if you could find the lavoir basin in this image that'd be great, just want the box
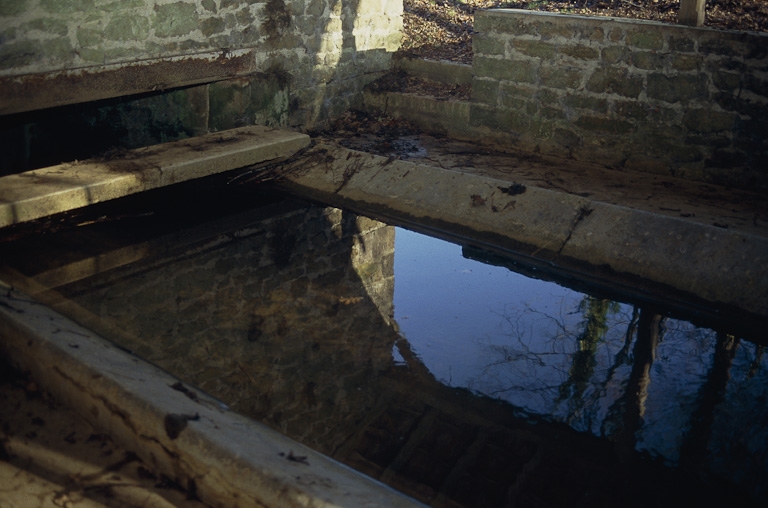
[1,179,765,508]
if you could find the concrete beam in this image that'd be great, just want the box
[0,51,256,116]
[0,126,310,228]
[0,282,426,508]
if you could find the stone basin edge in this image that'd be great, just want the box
[0,282,427,508]
[277,143,768,321]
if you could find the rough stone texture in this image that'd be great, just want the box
[472,10,768,190]
[0,0,403,152]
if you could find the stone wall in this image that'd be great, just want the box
[472,9,768,190]
[0,0,402,173]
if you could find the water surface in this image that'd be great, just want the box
[1,187,764,507]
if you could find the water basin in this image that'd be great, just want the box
[0,182,764,507]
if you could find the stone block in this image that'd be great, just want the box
[512,39,556,59]
[201,17,226,36]
[631,51,667,70]
[471,78,499,105]
[0,39,41,70]
[744,74,768,98]
[154,2,199,38]
[537,20,574,40]
[612,100,647,120]
[586,67,643,98]
[600,45,630,64]
[626,29,663,50]
[562,95,608,114]
[78,48,106,64]
[0,0,29,16]
[711,69,742,92]
[553,127,581,148]
[671,53,703,72]
[586,26,604,42]
[646,73,709,104]
[539,64,581,90]
[235,7,255,25]
[699,34,766,59]
[559,44,599,61]
[574,114,633,134]
[537,88,561,105]
[202,0,217,13]
[40,0,94,14]
[23,18,69,37]
[475,56,537,84]
[40,38,73,63]
[76,26,102,47]
[105,15,150,41]
[668,36,695,53]
[499,92,530,112]
[683,109,737,133]
[473,33,505,57]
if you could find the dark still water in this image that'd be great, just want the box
[1,186,765,507]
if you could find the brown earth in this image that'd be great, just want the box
[401,0,768,63]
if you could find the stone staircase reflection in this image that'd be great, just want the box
[330,342,748,508]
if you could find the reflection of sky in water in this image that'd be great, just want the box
[393,227,768,474]
[393,227,583,390]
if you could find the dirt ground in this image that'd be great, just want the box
[322,111,768,237]
[401,0,768,63]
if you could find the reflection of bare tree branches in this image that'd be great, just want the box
[747,345,765,380]
[599,305,639,400]
[679,333,740,470]
[602,309,663,461]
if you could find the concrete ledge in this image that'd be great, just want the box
[278,142,768,319]
[0,51,258,116]
[561,202,768,318]
[0,282,425,508]
[0,126,310,228]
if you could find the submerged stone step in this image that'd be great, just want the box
[0,126,310,229]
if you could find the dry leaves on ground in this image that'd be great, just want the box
[401,0,768,63]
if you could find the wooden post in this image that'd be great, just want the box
[679,0,706,27]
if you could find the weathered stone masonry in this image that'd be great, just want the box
[472,10,768,190]
[0,0,402,172]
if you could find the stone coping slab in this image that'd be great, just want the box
[0,126,310,228]
[277,142,768,321]
[0,281,426,508]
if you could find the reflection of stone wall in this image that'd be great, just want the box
[61,203,398,453]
